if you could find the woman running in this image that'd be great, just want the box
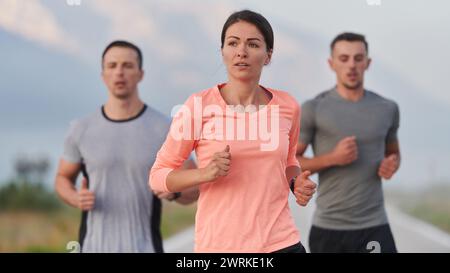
[150,9,316,253]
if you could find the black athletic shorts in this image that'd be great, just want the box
[309,224,397,253]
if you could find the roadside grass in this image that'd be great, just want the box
[386,184,450,233]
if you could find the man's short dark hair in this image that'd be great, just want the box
[102,40,143,70]
[330,32,368,54]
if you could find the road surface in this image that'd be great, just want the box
[164,195,450,253]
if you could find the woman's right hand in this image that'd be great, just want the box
[200,145,231,183]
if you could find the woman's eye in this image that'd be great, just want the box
[228,41,237,46]
[249,43,259,48]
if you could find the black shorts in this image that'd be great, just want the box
[309,224,397,253]
[272,241,307,253]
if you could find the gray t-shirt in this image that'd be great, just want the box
[300,88,399,230]
[62,105,170,252]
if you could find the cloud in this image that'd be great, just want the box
[87,0,188,62]
[0,0,80,55]
[156,0,234,44]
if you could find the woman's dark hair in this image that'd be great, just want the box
[221,10,274,52]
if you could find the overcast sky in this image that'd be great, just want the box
[2,0,449,103]
[1,0,449,188]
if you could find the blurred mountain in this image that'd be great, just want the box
[1,1,449,188]
[0,30,103,131]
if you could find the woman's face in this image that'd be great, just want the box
[221,20,272,83]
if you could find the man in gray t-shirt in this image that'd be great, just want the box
[296,33,400,253]
[55,41,198,253]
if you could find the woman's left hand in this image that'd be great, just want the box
[294,171,317,206]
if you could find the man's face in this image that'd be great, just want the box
[329,41,371,90]
[102,47,143,99]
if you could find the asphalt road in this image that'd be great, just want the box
[164,195,450,253]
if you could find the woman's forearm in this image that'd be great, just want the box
[286,165,301,184]
[166,168,208,192]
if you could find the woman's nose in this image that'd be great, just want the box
[236,45,248,58]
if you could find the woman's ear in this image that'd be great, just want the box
[264,49,273,65]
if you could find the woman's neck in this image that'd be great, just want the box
[221,80,268,107]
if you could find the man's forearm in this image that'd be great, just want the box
[296,153,336,174]
[55,175,79,208]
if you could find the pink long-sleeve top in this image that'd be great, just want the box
[150,84,301,252]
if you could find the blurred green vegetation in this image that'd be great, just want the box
[0,155,196,252]
[0,179,196,252]
[0,181,61,212]
[0,207,81,252]
[161,201,197,239]
[386,184,450,233]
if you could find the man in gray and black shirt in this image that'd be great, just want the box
[55,40,198,253]
[296,33,400,253]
